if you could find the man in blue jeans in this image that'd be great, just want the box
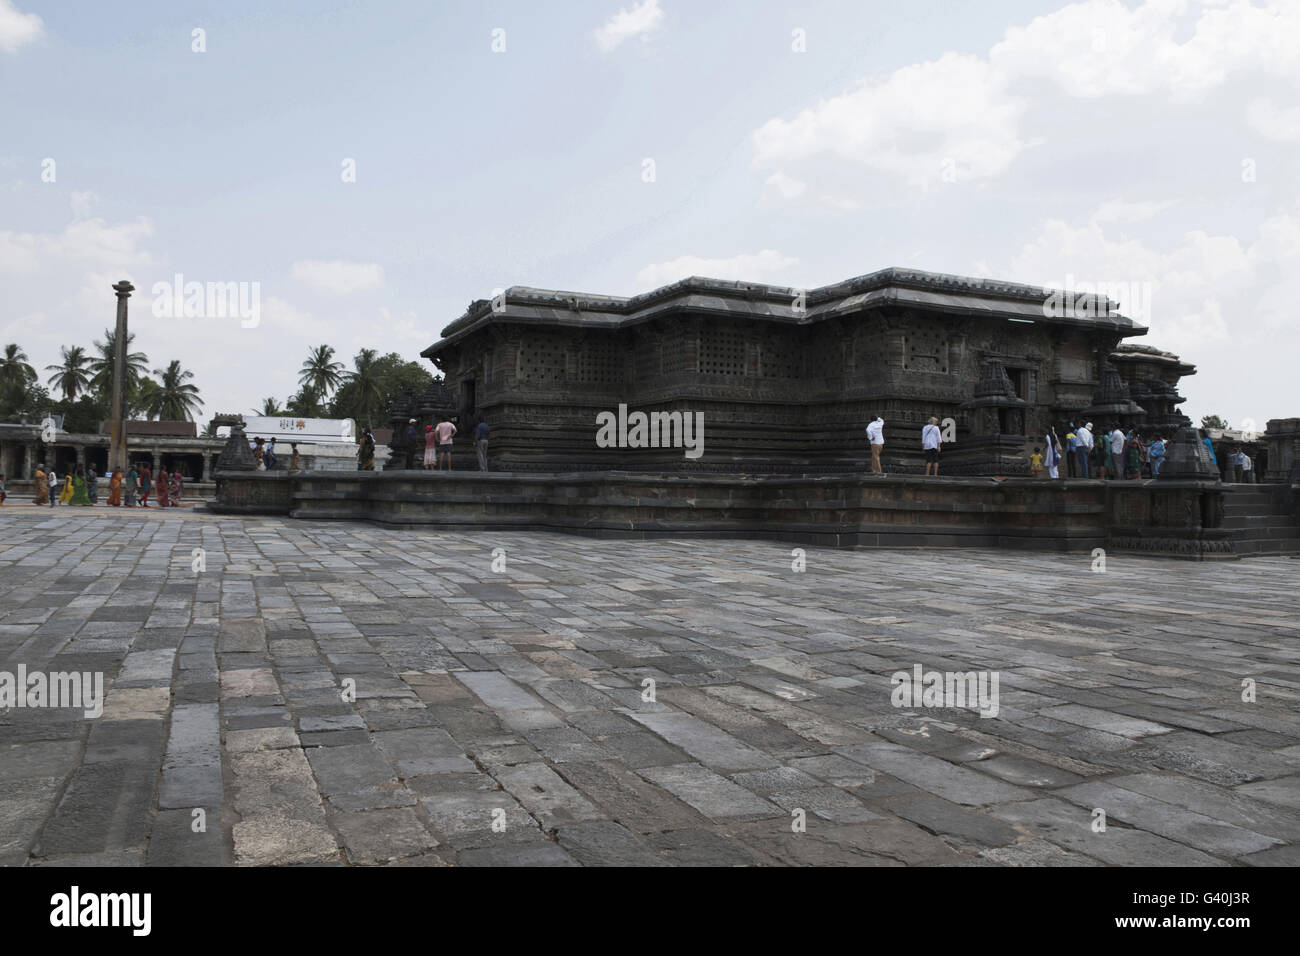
[1074,422,1093,478]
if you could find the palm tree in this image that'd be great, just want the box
[149,360,203,421]
[1,343,36,390]
[88,328,149,397]
[299,344,345,398]
[344,348,384,422]
[45,346,92,401]
[251,397,282,416]
[285,384,324,417]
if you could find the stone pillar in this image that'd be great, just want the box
[202,454,213,481]
[109,280,133,473]
[26,442,37,476]
[75,444,86,468]
[152,449,161,473]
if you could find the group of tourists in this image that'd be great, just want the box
[863,415,1185,480]
[250,436,300,472]
[27,462,184,507]
[1054,423,1166,480]
[366,417,491,471]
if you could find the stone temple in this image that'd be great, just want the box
[422,268,1193,476]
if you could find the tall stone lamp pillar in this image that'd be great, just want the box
[108,280,134,473]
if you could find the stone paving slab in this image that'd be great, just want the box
[1,509,1298,865]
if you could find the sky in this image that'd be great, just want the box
[2,0,1298,429]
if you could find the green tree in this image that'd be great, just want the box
[88,328,150,399]
[329,352,434,426]
[149,360,204,421]
[251,397,282,416]
[286,384,324,417]
[45,345,92,401]
[0,343,38,419]
[299,344,345,399]
[1200,414,1229,430]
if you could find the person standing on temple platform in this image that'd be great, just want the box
[33,465,48,505]
[125,465,138,507]
[87,466,98,504]
[1148,435,1166,476]
[1075,423,1093,478]
[423,424,437,470]
[435,417,458,471]
[865,415,885,474]
[474,419,490,472]
[108,468,122,506]
[358,429,376,470]
[1030,447,1044,477]
[1124,431,1143,479]
[920,417,942,476]
[289,443,301,472]
[1108,425,1126,480]
[70,466,90,506]
[156,468,170,507]
[265,437,277,470]
[1064,424,1077,478]
[252,438,266,470]
[1200,430,1218,471]
[1046,429,1062,479]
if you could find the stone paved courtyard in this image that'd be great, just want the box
[1,506,1298,866]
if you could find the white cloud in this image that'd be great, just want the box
[0,0,43,53]
[593,0,663,53]
[70,190,97,220]
[761,171,807,203]
[291,259,384,295]
[1246,96,1300,142]
[635,249,799,291]
[0,217,154,273]
[753,53,1026,191]
[751,1,1300,197]
[1089,198,1179,225]
[1009,204,1299,353]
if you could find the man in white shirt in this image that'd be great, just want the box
[1109,426,1125,481]
[1075,422,1094,478]
[921,416,942,476]
[865,415,885,474]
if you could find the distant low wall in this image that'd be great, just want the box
[211,470,1247,559]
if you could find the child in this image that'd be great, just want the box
[1030,447,1044,477]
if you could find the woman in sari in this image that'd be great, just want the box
[169,471,182,506]
[156,469,170,507]
[139,465,152,506]
[70,466,91,506]
[58,471,75,504]
[33,466,48,505]
[125,466,138,507]
[107,468,122,506]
